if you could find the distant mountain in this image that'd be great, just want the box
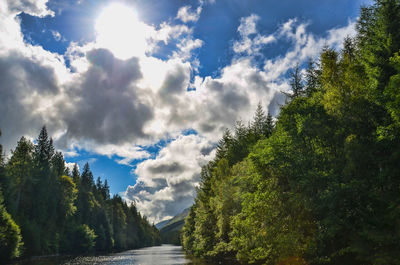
[158,208,190,245]
[155,219,170,230]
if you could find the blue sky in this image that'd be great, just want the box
[19,0,370,76]
[0,0,372,221]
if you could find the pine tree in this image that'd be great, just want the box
[305,58,319,96]
[215,129,233,161]
[284,63,305,100]
[80,163,94,191]
[72,164,80,185]
[102,180,110,200]
[51,151,65,178]
[252,103,267,137]
[265,112,274,137]
[6,137,34,215]
[357,0,400,93]
[96,177,103,192]
[34,126,52,170]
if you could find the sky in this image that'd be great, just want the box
[0,0,372,222]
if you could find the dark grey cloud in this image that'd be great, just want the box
[60,49,153,145]
[6,0,53,16]
[148,162,184,174]
[159,63,189,98]
[200,145,215,156]
[0,52,60,153]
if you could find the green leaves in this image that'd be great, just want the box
[0,127,161,259]
[184,1,400,264]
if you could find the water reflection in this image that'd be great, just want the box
[12,245,213,265]
[65,245,192,265]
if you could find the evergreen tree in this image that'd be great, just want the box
[80,163,94,191]
[72,163,80,185]
[5,137,34,216]
[305,58,319,96]
[357,0,400,93]
[284,63,305,100]
[34,126,53,170]
[214,129,233,162]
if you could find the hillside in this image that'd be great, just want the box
[159,208,189,245]
[182,1,400,264]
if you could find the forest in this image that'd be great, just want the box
[0,127,161,262]
[183,1,400,264]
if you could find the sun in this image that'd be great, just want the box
[95,3,148,59]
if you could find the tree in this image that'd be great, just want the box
[357,0,400,93]
[305,58,320,96]
[184,2,400,264]
[34,126,53,171]
[80,163,94,191]
[215,129,233,162]
[72,163,80,185]
[0,189,23,261]
[5,137,34,215]
[51,151,65,178]
[182,206,196,253]
[284,63,305,100]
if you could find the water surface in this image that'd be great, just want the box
[13,245,212,265]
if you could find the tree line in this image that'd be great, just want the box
[0,127,161,262]
[183,0,400,264]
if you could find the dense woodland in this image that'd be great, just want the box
[0,127,161,262]
[183,1,400,264]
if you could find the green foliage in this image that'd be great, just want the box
[284,63,305,100]
[73,224,97,254]
[0,189,23,261]
[58,175,77,218]
[184,1,400,264]
[0,126,161,260]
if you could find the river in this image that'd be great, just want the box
[12,245,214,265]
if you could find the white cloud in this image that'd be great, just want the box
[64,149,79,158]
[238,14,259,37]
[5,0,54,17]
[173,38,203,60]
[65,161,78,172]
[92,143,151,166]
[233,14,276,55]
[264,19,357,82]
[51,30,62,41]
[124,134,215,222]
[176,5,202,23]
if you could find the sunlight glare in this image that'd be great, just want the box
[95,3,148,59]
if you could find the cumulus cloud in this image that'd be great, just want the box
[124,134,215,222]
[0,50,68,153]
[60,49,153,145]
[5,0,54,17]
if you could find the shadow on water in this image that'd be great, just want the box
[10,245,222,265]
